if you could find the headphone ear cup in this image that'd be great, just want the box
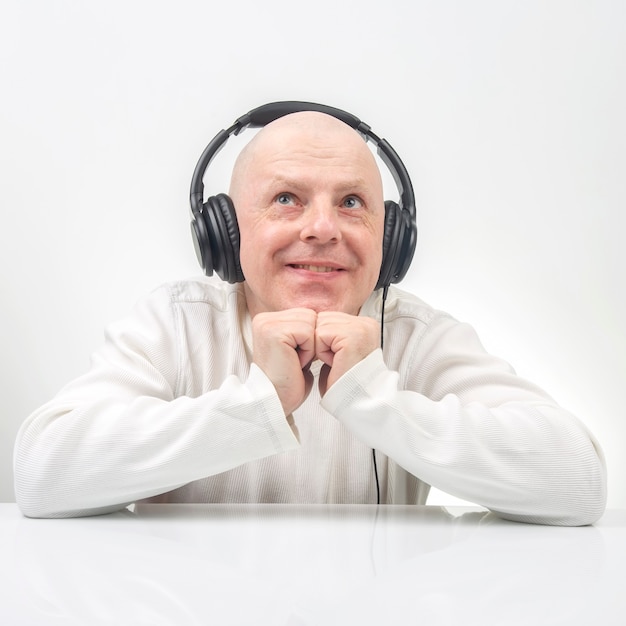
[393,206,417,286]
[377,200,418,289]
[191,202,213,275]
[377,201,403,290]
[191,193,244,283]
[204,193,244,284]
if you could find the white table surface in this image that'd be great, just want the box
[0,503,624,625]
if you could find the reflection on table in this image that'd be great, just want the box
[1,504,624,625]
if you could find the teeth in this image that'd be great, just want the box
[293,264,335,273]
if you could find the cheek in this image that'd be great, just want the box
[239,239,263,279]
[359,222,385,271]
[237,220,259,279]
[238,221,283,276]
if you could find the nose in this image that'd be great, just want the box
[299,203,342,244]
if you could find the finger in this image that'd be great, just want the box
[294,327,316,369]
[314,334,334,367]
[315,312,350,364]
[315,313,380,390]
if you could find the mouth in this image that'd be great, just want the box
[289,264,342,273]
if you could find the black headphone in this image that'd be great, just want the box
[189,101,417,290]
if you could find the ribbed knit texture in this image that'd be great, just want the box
[14,277,606,524]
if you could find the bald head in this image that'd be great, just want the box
[229,111,383,202]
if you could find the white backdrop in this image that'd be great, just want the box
[1,0,624,508]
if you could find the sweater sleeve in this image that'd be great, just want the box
[321,318,607,526]
[13,288,299,518]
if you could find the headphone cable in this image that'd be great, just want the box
[372,285,389,505]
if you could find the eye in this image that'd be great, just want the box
[275,192,296,206]
[342,195,364,210]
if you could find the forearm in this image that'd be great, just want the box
[14,365,298,518]
[322,351,607,525]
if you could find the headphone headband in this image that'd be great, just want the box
[191,101,416,223]
[189,101,417,288]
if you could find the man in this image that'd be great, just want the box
[14,107,606,524]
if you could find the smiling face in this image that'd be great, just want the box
[229,112,385,317]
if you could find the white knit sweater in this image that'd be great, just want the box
[14,277,606,524]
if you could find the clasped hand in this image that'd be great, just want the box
[252,308,380,415]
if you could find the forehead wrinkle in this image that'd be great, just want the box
[264,170,373,192]
[258,145,383,195]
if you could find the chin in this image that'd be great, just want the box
[245,281,365,315]
[284,301,336,313]
[291,298,359,314]
[283,286,370,315]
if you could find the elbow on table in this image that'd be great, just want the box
[559,480,608,527]
[14,464,79,519]
[14,446,127,519]
[496,464,608,527]
[15,480,129,519]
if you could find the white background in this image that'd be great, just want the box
[1,0,624,508]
